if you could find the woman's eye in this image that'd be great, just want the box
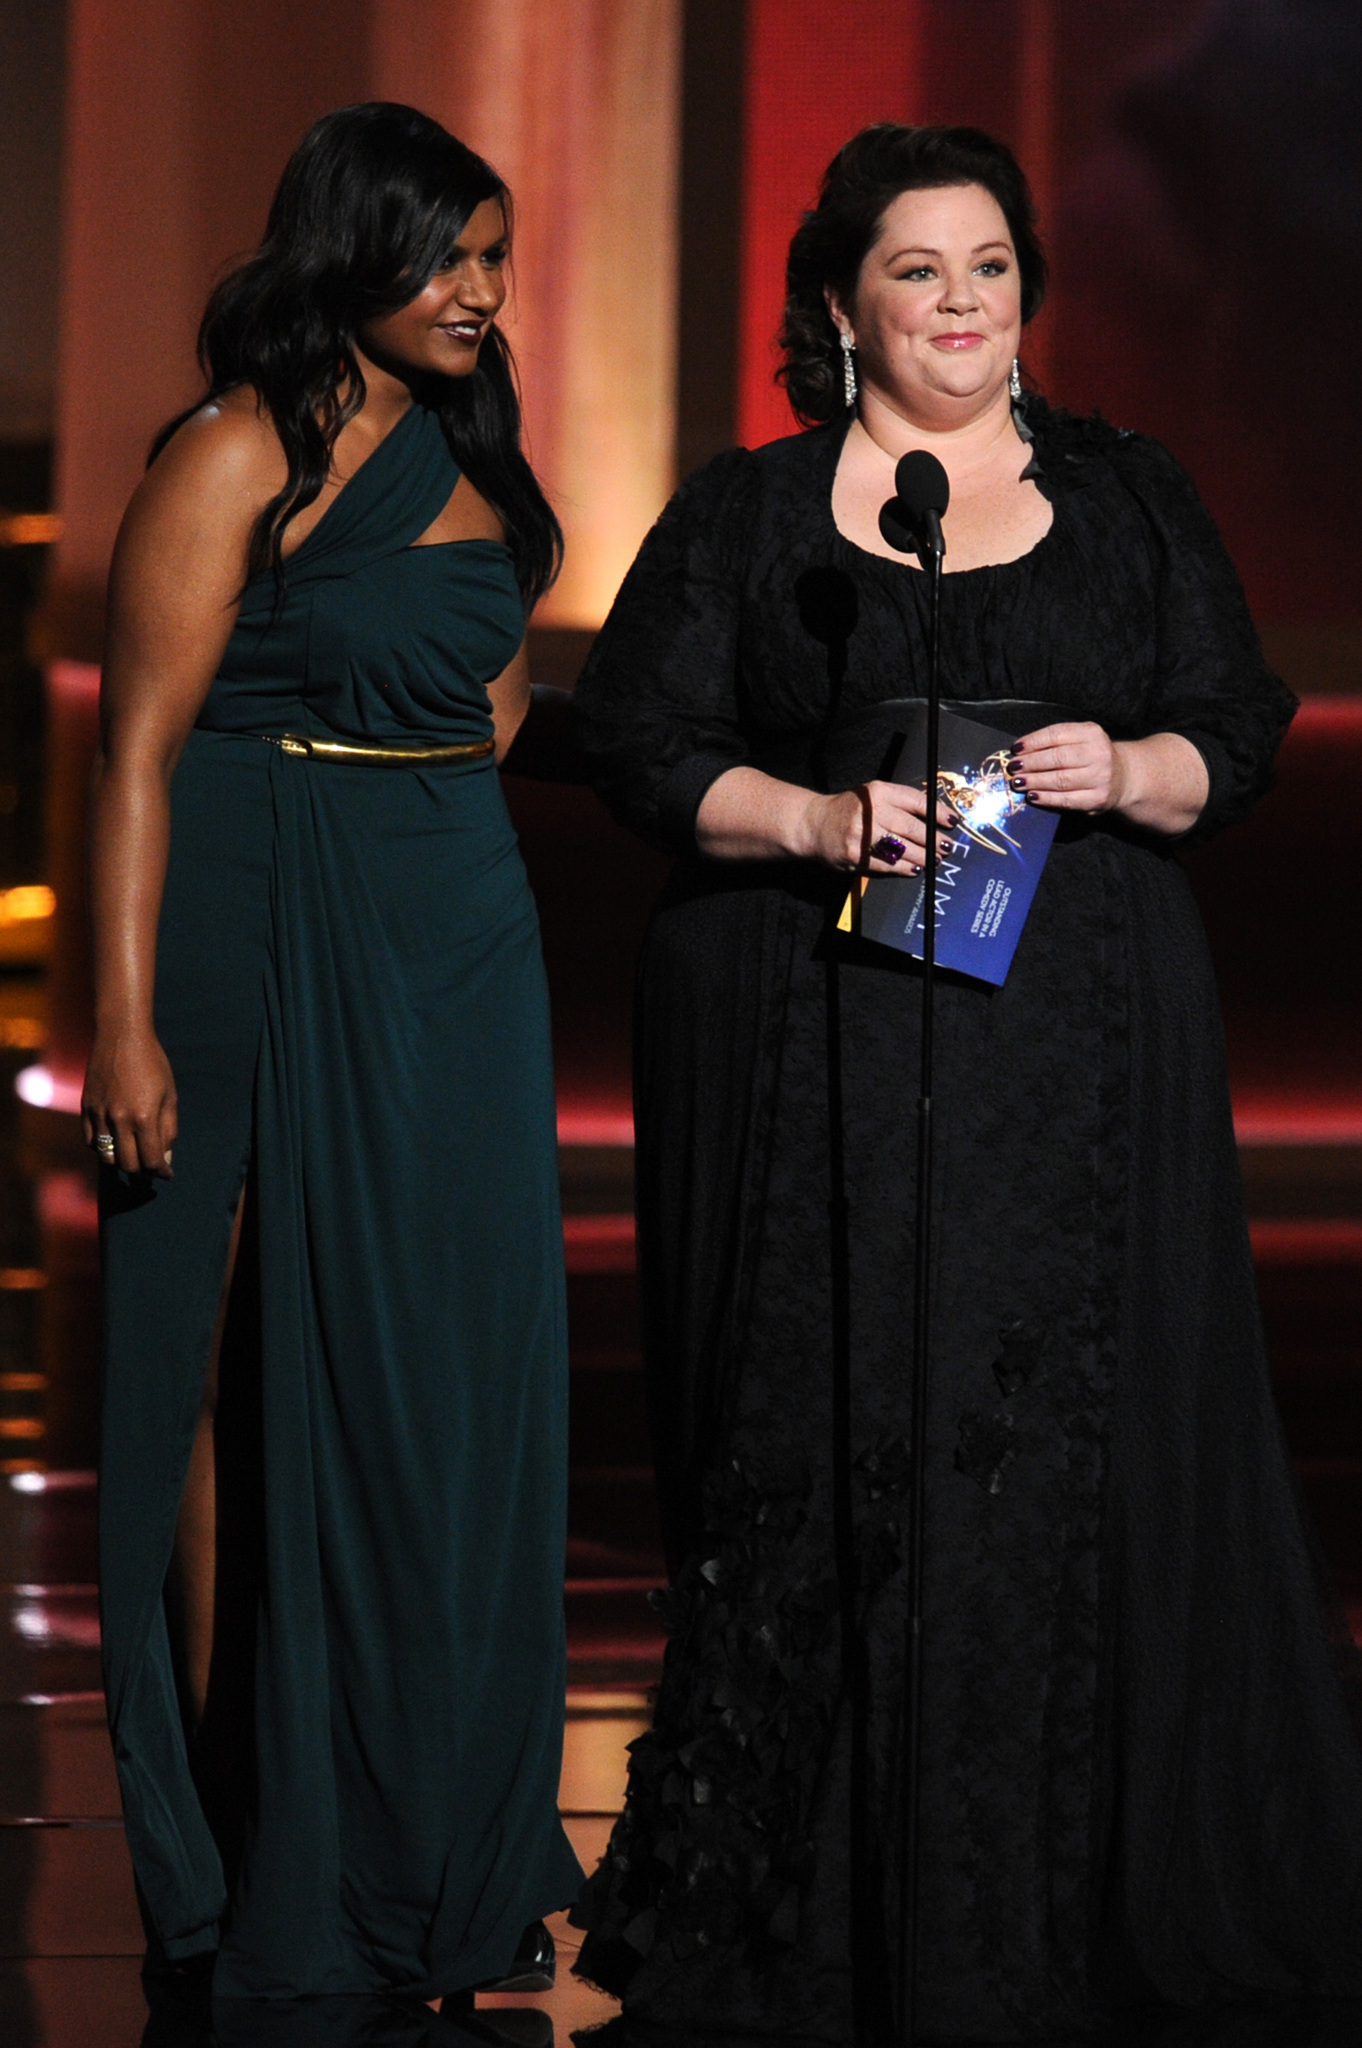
[900,266,936,283]
[976,260,1008,276]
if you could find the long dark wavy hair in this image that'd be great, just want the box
[152,102,561,606]
[779,124,1048,428]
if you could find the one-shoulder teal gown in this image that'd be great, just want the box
[97,403,582,2000]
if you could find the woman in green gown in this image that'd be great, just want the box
[82,104,581,2008]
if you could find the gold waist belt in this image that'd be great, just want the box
[267,733,495,766]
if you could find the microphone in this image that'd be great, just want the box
[877,449,950,565]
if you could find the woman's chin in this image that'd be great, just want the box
[872,371,1005,423]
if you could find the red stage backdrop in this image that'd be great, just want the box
[738,0,924,451]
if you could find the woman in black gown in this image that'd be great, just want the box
[84,106,579,2014]
[572,125,1362,2040]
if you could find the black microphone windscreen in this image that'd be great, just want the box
[877,499,919,555]
[894,449,950,520]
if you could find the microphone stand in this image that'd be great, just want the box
[898,512,944,2046]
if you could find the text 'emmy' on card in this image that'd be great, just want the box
[838,705,1059,986]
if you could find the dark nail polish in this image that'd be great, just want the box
[1011,775,1026,788]
[1025,792,1039,805]
[909,862,922,874]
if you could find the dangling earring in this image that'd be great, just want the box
[1009,357,1022,401]
[841,331,858,409]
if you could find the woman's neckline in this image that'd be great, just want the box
[404,536,513,557]
[282,401,428,564]
[825,407,1059,579]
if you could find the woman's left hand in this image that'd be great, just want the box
[1008,722,1127,814]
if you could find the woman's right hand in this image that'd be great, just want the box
[82,1027,178,1176]
[801,779,956,872]
[695,766,957,868]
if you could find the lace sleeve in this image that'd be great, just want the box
[572,447,762,853]
[1109,433,1297,842]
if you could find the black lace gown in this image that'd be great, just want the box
[568,403,1362,2042]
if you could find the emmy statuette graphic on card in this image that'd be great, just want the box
[839,705,1059,985]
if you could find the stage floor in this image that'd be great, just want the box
[0,1469,631,2045]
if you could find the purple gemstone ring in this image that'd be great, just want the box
[870,832,908,865]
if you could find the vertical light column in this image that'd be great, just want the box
[1016,0,1057,389]
[46,0,369,657]
[371,0,683,627]
[737,0,925,450]
[45,0,204,663]
[38,0,208,1141]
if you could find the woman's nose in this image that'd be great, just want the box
[456,271,502,313]
[939,274,980,313]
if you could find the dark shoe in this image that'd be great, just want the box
[481,1919,556,1995]
[435,1920,557,2022]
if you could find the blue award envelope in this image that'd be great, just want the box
[840,706,1058,986]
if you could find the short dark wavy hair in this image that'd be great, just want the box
[779,123,1048,427]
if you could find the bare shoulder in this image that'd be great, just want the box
[108,393,287,622]
[118,389,283,562]
[145,387,283,506]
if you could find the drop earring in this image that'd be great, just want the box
[841,331,858,409]
[1009,356,1022,401]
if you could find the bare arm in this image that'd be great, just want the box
[486,642,531,763]
[83,401,279,1174]
[696,766,955,869]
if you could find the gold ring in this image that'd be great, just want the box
[95,1134,116,1159]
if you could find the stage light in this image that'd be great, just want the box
[557,1107,634,1146]
[8,1471,95,1494]
[0,885,55,925]
[0,1020,45,1049]
[14,1065,83,1113]
[0,513,62,548]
